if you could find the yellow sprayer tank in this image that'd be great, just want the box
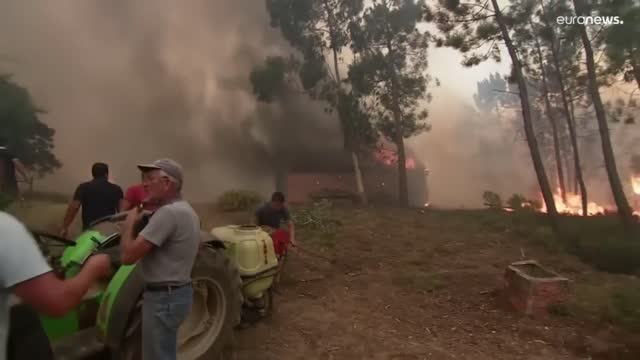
[210,225,278,299]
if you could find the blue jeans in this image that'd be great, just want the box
[142,284,193,360]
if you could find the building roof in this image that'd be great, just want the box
[288,141,425,173]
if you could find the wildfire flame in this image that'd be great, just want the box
[374,148,416,169]
[632,176,640,217]
[505,176,640,217]
[540,189,606,216]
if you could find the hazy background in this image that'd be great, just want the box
[0,0,636,208]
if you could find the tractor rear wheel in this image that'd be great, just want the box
[119,247,243,359]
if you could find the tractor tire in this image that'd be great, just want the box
[119,247,243,360]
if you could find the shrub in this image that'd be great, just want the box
[507,193,528,210]
[482,191,503,209]
[291,199,341,235]
[216,190,263,212]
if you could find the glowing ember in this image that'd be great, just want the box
[540,189,606,216]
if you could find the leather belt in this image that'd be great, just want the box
[144,282,191,292]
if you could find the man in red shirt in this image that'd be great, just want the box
[121,172,158,211]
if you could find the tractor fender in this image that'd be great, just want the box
[200,229,226,249]
[204,239,226,249]
[96,264,144,356]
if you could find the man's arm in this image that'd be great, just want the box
[61,201,81,237]
[120,207,174,265]
[13,255,112,317]
[287,221,296,246]
[1,213,111,317]
[283,208,297,246]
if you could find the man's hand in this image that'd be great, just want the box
[125,206,144,227]
[84,254,113,280]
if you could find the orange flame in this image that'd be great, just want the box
[632,176,640,217]
[374,148,416,169]
[632,176,640,195]
[540,189,606,216]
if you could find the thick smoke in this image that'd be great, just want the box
[409,89,537,208]
[2,2,635,208]
[0,0,345,200]
[409,86,640,209]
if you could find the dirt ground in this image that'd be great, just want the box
[11,201,639,360]
[212,206,637,360]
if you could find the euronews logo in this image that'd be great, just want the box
[556,16,624,25]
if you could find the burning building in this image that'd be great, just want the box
[279,140,428,208]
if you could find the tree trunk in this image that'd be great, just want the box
[532,31,567,201]
[351,151,367,204]
[384,39,410,207]
[331,44,368,205]
[539,0,588,215]
[567,91,580,194]
[491,0,560,231]
[388,74,409,206]
[563,145,574,194]
[574,0,636,233]
[395,134,409,207]
[630,51,640,91]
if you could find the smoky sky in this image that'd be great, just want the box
[2,1,637,208]
[0,0,345,200]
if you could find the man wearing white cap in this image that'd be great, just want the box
[119,158,200,360]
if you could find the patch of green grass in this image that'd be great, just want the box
[292,200,342,236]
[570,277,640,333]
[607,286,640,332]
[556,216,640,274]
[461,209,640,274]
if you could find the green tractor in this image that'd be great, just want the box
[11,212,280,359]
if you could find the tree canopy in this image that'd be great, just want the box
[0,75,61,176]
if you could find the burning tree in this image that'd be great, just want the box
[573,0,636,235]
[261,0,375,205]
[534,0,589,217]
[424,0,561,231]
[348,0,434,207]
[632,155,640,214]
